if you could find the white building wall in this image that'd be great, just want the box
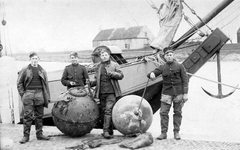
[93,26,155,49]
[93,38,149,50]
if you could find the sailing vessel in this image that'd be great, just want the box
[16,0,233,127]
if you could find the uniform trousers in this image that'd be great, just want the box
[99,93,116,133]
[22,89,44,137]
[160,101,182,134]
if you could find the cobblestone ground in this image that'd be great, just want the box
[1,124,240,150]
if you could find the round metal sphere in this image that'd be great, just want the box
[52,90,99,137]
[112,95,153,135]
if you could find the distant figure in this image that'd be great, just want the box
[90,49,124,139]
[61,51,89,89]
[17,52,50,144]
[147,47,189,140]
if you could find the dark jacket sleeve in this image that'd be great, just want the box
[180,64,189,94]
[83,66,89,79]
[152,65,163,77]
[61,67,71,87]
[43,69,51,100]
[109,63,124,80]
[89,64,99,87]
[17,67,26,97]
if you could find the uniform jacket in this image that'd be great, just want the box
[152,60,189,96]
[61,64,89,89]
[91,61,124,99]
[17,64,50,108]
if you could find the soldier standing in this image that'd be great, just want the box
[147,47,189,140]
[90,49,124,139]
[17,52,50,144]
[61,51,89,89]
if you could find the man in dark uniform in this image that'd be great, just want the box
[90,49,124,139]
[17,52,50,144]
[147,47,189,140]
[61,51,89,89]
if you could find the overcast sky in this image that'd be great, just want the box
[0,0,240,54]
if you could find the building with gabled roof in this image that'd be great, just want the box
[92,26,154,50]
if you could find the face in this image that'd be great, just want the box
[100,51,110,62]
[70,55,79,64]
[30,55,39,67]
[164,52,174,63]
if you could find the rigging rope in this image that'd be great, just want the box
[120,0,140,26]
[146,0,158,11]
[220,13,240,30]
[181,0,213,32]
[210,1,240,27]
[182,12,206,38]
[211,5,240,28]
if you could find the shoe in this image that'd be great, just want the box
[174,132,181,140]
[109,130,114,136]
[36,134,50,140]
[19,136,29,144]
[102,131,111,139]
[156,133,167,140]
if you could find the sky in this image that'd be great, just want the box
[0,0,240,54]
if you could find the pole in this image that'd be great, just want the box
[172,0,234,49]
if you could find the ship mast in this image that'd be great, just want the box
[171,0,234,49]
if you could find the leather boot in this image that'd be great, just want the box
[156,133,167,140]
[103,115,112,139]
[36,134,50,140]
[174,132,181,140]
[20,120,31,144]
[19,136,29,144]
[109,120,114,136]
[35,114,50,140]
[35,115,43,137]
[109,129,114,136]
[102,131,111,139]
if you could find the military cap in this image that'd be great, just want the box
[29,52,38,58]
[163,47,174,55]
[70,51,79,58]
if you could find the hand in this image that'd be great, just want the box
[149,72,156,80]
[86,79,90,85]
[108,71,118,78]
[147,72,156,80]
[183,94,188,102]
[70,81,76,86]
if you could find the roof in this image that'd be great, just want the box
[93,26,144,41]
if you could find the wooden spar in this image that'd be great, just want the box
[171,0,234,49]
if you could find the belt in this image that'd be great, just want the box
[26,89,43,92]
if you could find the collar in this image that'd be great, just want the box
[71,63,79,66]
[101,60,110,65]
